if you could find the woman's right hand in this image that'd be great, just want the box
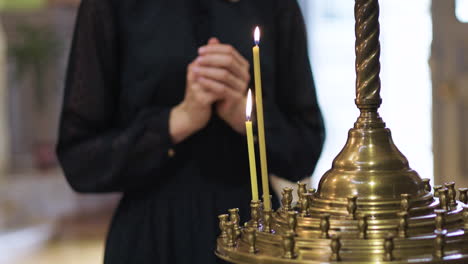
[169,60,224,144]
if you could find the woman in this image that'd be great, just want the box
[57,0,324,263]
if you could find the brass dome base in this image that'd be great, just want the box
[313,110,429,218]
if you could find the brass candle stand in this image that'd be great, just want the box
[215,0,468,263]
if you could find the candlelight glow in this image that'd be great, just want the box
[254,26,260,45]
[246,89,253,120]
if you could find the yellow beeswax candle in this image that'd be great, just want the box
[253,26,271,211]
[245,90,259,202]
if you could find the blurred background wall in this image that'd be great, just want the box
[0,0,467,263]
[0,1,118,263]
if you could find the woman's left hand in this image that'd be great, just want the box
[195,38,251,134]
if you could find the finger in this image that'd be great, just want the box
[208,37,220,45]
[198,77,227,98]
[187,62,196,82]
[193,66,246,92]
[198,77,244,103]
[196,54,250,82]
[192,83,219,106]
[198,44,249,69]
[199,44,249,69]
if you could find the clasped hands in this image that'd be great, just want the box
[170,38,250,144]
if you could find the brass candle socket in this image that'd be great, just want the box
[423,178,431,193]
[297,182,307,200]
[282,231,296,259]
[400,194,411,213]
[330,234,341,262]
[281,187,293,212]
[445,182,457,209]
[397,211,409,238]
[435,209,447,232]
[320,214,331,239]
[262,210,272,233]
[347,195,358,220]
[438,188,449,211]
[358,214,368,239]
[245,227,257,254]
[433,229,447,260]
[287,211,298,234]
[459,188,468,204]
[384,233,395,261]
[218,214,229,244]
[250,201,261,228]
[229,208,241,239]
[300,193,311,217]
[434,185,443,198]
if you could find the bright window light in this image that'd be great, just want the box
[456,0,468,23]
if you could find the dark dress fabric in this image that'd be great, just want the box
[56,0,325,263]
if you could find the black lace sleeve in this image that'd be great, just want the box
[265,0,325,182]
[56,0,173,193]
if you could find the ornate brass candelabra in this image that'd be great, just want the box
[215,0,468,263]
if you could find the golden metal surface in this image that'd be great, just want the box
[215,0,468,263]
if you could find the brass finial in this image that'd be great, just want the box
[300,193,311,217]
[287,211,298,234]
[306,192,315,215]
[308,188,317,195]
[400,194,411,213]
[228,208,240,225]
[229,208,241,238]
[250,201,261,228]
[281,187,293,212]
[445,182,457,209]
[225,221,236,247]
[330,234,342,262]
[434,209,447,232]
[384,233,395,261]
[459,188,468,204]
[245,227,257,254]
[347,195,358,220]
[422,178,431,193]
[297,182,307,199]
[358,214,368,239]
[320,214,331,239]
[218,214,229,243]
[433,185,443,198]
[438,188,449,211]
[397,211,409,238]
[282,231,296,259]
[263,210,272,233]
[433,229,447,259]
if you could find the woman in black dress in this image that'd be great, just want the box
[57,0,325,263]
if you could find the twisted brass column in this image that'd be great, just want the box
[355,0,382,110]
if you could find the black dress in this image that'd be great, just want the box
[56,0,325,263]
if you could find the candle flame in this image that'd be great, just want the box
[254,26,260,45]
[246,89,253,120]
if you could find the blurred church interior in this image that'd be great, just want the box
[0,0,467,263]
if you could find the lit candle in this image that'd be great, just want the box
[253,26,271,210]
[245,89,259,202]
